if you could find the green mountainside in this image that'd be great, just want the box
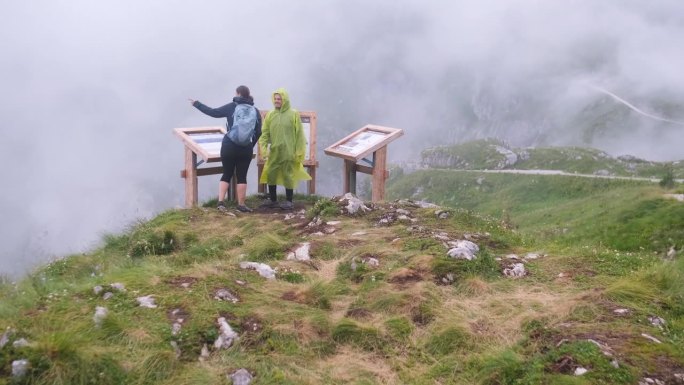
[420,138,684,179]
[2,149,684,384]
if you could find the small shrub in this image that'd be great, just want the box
[277,267,305,284]
[659,164,675,189]
[308,199,340,218]
[337,260,370,283]
[129,229,178,258]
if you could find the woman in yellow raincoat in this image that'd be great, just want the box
[259,88,311,210]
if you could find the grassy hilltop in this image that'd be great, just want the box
[420,138,684,179]
[1,142,684,384]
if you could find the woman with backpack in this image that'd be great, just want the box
[189,85,262,212]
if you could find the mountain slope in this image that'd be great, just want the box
[1,194,683,384]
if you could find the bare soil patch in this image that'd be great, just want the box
[166,276,199,289]
[388,268,424,285]
[346,307,373,320]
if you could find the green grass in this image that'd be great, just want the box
[420,139,684,179]
[387,169,683,252]
[2,185,684,384]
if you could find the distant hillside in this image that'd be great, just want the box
[387,169,684,253]
[1,193,683,384]
[420,139,684,179]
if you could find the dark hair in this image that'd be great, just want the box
[236,85,251,99]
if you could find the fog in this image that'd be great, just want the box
[1,0,683,277]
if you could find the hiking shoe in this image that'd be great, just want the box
[217,202,228,213]
[259,199,279,208]
[236,205,253,213]
[279,201,294,210]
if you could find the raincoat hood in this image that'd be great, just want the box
[272,88,291,111]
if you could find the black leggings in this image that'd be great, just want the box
[220,140,252,184]
[269,185,293,202]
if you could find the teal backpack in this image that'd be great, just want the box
[228,104,258,146]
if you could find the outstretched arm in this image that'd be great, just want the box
[190,100,233,118]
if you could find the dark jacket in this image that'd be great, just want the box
[192,96,262,148]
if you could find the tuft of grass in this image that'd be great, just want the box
[336,259,370,283]
[411,301,437,326]
[424,326,473,356]
[9,332,129,385]
[475,349,535,385]
[310,241,338,261]
[277,267,305,284]
[431,251,500,284]
[402,238,444,255]
[385,317,414,341]
[455,277,492,296]
[331,319,385,352]
[308,198,340,219]
[131,350,177,384]
[129,229,178,258]
[245,233,289,262]
[300,282,332,309]
[369,292,412,314]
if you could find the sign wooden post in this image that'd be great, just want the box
[174,126,255,208]
[324,125,403,202]
[256,111,318,194]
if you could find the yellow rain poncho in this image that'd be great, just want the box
[258,88,311,189]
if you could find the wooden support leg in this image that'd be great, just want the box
[184,147,198,208]
[257,164,265,194]
[344,160,356,195]
[371,147,387,202]
[307,166,316,195]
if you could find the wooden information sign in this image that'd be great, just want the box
[256,111,318,194]
[174,126,255,208]
[324,124,403,202]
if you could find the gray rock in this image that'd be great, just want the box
[214,317,238,350]
[239,262,276,280]
[229,368,253,385]
[648,316,666,329]
[136,295,157,308]
[641,333,662,344]
[12,359,29,378]
[214,289,239,303]
[110,283,126,292]
[574,367,588,376]
[93,306,108,327]
[503,263,526,278]
[495,145,518,168]
[287,242,311,261]
[0,328,13,349]
[447,247,476,260]
[447,240,479,260]
[339,193,371,215]
[12,338,30,348]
